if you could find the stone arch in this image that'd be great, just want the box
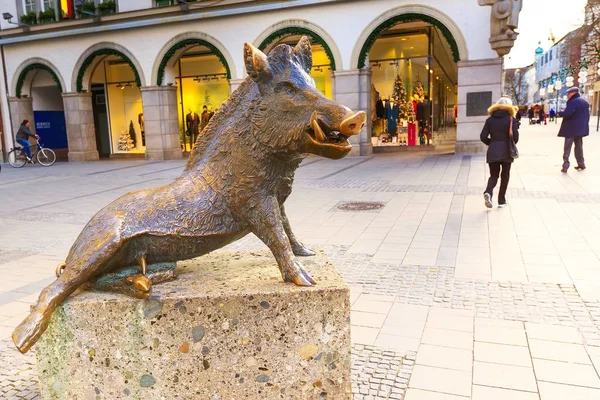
[253,19,343,71]
[152,32,237,86]
[72,42,146,92]
[351,5,469,69]
[12,58,66,98]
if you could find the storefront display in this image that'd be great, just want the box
[174,49,230,152]
[103,60,145,155]
[368,23,457,149]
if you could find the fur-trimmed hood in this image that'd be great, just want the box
[487,103,517,117]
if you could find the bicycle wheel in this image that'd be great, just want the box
[36,148,56,166]
[8,149,26,168]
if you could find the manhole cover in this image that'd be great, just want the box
[336,201,385,212]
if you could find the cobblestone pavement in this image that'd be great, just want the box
[3,122,600,398]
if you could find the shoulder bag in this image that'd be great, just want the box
[509,116,519,159]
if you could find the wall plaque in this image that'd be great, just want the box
[466,91,493,117]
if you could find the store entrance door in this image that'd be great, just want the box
[91,84,111,158]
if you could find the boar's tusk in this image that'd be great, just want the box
[310,113,327,142]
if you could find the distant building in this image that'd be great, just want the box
[534,28,584,110]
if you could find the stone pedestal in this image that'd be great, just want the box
[62,93,99,161]
[140,86,182,160]
[8,97,35,145]
[455,58,503,154]
[333,69,373,157]
[36,250,351,399]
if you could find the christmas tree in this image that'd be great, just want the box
[118,128,134,151]
[128,120,137,148]
[392,75,412,121]
[204,90,212,108]
[413,74,425,101]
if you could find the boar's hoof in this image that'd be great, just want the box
[126,275,152,300]
[283,260,316,287]
[292,244,316,257]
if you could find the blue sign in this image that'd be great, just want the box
[33,111,68,149]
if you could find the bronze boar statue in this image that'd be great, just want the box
[12,36,366,354]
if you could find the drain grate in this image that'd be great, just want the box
[336,201,385,212]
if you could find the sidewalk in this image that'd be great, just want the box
[1,121,600,399]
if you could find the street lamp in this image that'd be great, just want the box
[566,75,575,87]
[554,80,562,124]
[2,12,30,31]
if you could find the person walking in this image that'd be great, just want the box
[558,87,589,172]
[15,120,39,163]
[528,107,534,124]
[480,97,520,208]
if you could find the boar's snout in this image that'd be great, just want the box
[301,109,367,160]
[339,112,367,136]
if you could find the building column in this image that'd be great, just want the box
[229,79,245,95]
[62,93,99,161]
[455,58,503,153]
[333,69,372,156]
[8,96,35,139]
[141,86,182,160]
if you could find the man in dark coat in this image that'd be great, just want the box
[480,98,519,208]
[559,87,589,172]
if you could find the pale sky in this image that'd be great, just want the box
[505,0,588,68]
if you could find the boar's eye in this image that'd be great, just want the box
[274,82,298,98]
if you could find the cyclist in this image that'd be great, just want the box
[16,120,39,163]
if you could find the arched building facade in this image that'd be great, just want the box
[0,0,520,161]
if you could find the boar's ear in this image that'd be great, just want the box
[294,36,312,73]
[244,42,271,83]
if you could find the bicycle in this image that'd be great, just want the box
[8,140,57,168]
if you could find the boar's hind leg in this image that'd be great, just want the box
[280,204,316,257]
[249,197,316,286]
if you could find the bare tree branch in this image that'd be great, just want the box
[504,67,529,105]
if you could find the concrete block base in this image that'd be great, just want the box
[35,250,351,399]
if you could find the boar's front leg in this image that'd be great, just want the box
[280,204,316,257]
[249,196,316,286]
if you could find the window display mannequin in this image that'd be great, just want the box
[387,99,399,136]
[201,105,210,132]
[138,113,145,146]
[186,110,200,144]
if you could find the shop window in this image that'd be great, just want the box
[100,59,146,155]
[368,24,457,148]
[175,50,230,152]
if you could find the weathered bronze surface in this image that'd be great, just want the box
[12,37,366,354]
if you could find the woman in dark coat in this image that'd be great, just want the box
[480,97,519,208]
